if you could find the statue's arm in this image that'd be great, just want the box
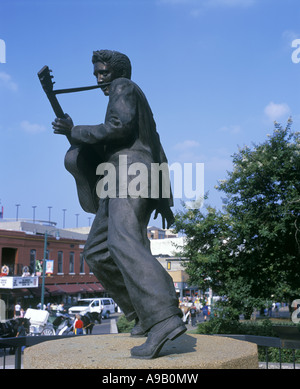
[71,80,136,145]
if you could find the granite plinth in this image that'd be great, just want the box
[24,333,258,369]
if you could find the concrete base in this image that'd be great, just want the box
[24,333,258,369]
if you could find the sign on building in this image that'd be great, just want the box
[0,276,39,289]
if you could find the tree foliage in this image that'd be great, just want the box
[174,120,300,317]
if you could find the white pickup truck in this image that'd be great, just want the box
[68,297,115,320]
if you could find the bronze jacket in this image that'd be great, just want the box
[65,78,174,226]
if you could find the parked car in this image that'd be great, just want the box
[68,298,115,320]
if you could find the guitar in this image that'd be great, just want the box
[37,65,102,214]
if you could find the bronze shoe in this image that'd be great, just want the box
[130,315,186,359]
[130,320,148,337]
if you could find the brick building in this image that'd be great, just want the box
[0,220,105,318]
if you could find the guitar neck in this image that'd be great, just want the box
[45,92,73,143]
[46,92,65,119]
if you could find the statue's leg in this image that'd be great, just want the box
[84,199,137,322]
[107,197,182,332]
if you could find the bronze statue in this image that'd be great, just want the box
[40,50,186,359]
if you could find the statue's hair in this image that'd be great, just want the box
[92,50,132,79]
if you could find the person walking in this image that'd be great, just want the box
[14,302,21,318]
[202,304,209,322]
[190,305,197,327]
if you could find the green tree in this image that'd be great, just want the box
[174,120,300,318]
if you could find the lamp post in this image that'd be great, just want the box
[32,206,37,223]
[15,204,20,221]
[48,206,52,225]
[41,229,60,309]
[62,209,67,228]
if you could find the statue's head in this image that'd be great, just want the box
[92,50,132,79]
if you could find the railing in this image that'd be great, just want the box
[216,334,300,369]
[0,334,77,369]
[1,333,300,369]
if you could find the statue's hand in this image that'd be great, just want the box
[52,113,74,136]
[154,200,175,229]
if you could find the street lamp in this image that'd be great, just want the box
[32,206,37,223]
[15,204,20,221]
[41,229,60,309]
[48,206,52,225]
[75,213,79,228]
[62,209,67,228]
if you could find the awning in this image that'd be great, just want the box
[88,283,105,292]
[57,284,85,294]
[45,285,64,295]
[43,283,105,295]
[0,288,32,297]
[80,284,95,293]
[29,286,49,297]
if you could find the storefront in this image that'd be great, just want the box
[0,222,107,318]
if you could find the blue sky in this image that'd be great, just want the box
[0,0,299,228]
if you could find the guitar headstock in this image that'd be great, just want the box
[37,65,55,95]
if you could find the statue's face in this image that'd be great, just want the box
[93,62,116,96]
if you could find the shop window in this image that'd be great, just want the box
[79,252,84,273]
[69,252,75,273]
[29,249,36,273]
[58,251,63,274]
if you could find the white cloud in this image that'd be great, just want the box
[264,102,291,122]
[282,30,299,44]
[205,155,233,172]
[21,120,46,134]
[219,124,241,134]
[174,139,200,151]
[0,71,18,91]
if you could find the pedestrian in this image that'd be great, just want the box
[190,305,197,326]
[202,304,209,322]
[74,314,84,335]
[56,302,65,316]
[16,320,27,337]
[14,302,21,318]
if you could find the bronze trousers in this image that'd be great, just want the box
[83,197,181,331]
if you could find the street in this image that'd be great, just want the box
[91,312,120,334]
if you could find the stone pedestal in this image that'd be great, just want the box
[24,333,258,369]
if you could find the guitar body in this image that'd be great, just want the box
[38,65,102,215]
[64,144,103,214]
